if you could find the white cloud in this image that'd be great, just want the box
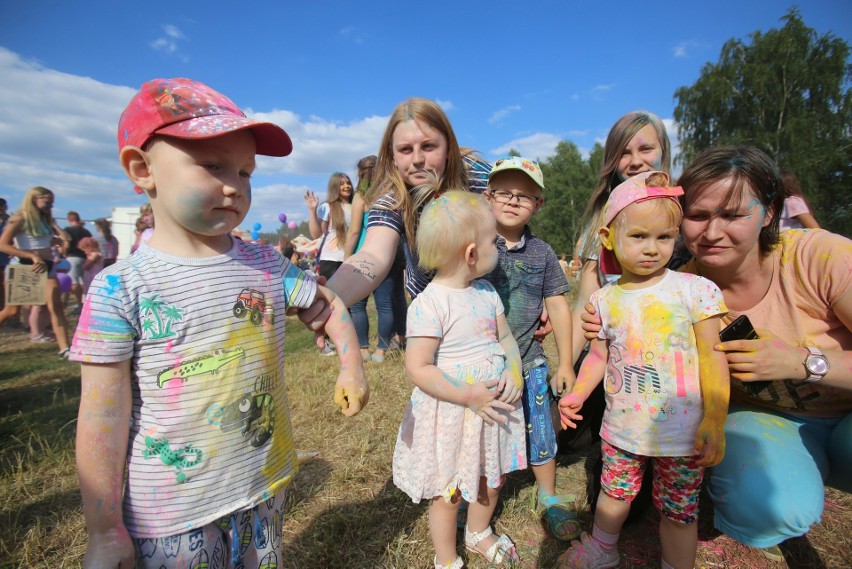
[435,99,454,111]
[0,47,387,221]
[150,24,188,61]
[488,105,521,125]
[490,132,562,162]
[339,27,366,44]
[672,40,705,59]
[591,83,615,101]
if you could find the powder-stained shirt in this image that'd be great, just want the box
[591,270,727,456]
[484,226,571,370]
[70,237,317,537]
[684,229,852,417]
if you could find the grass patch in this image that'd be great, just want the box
[1,299,850,568]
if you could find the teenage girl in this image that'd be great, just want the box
[0,186,71,356]
[392,190,527,569]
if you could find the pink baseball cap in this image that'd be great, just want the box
[117,78,293,158]
[599,171,684,275]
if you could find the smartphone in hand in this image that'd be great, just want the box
[719,315,769,396]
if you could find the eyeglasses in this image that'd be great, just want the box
[489,189,540,208]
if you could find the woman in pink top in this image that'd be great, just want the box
[778,170,820,231]
[679,146,850,561]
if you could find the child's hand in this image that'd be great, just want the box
[558,393,584,430]
[468,380,515,425]
[333,366,369,417]
[580,302,602,342]
[83,527,135,569]
[694,417,726,466]
[497,367,523,404]
[550,363,575,398]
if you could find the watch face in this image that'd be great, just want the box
[807,356,829,375]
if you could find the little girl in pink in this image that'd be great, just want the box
[77,237,103,299]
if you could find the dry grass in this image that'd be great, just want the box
[1,302,850,568]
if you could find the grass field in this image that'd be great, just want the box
[1,301,850,568]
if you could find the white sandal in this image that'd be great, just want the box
[464,525,519,566]
[434,554,464,569]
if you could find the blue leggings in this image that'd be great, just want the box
[708,404,852,548]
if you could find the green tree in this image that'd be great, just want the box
[532,141,598,256]
[674,8,852,236]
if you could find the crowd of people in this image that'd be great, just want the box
[1,76,848,569]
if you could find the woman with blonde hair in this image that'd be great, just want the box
[0,186,71,357]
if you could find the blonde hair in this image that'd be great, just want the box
[19,186,55,237]
[368,98,467,248]
[578,111,671,260]
[325,172,353,244]
[416,190,490,271]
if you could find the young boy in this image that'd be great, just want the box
[72,78,368,568]
[483,157,580,541]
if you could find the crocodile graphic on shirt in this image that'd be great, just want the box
[157,347,245,388]
[142,435,203,483]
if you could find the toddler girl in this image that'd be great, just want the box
[392,190,527,569]
[77,236,102,299]
[559,172,729,569]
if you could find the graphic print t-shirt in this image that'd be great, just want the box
[591,270,726,456]
[70,237,317,537]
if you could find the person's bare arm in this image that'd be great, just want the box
[344,194,365,258]
[559,337,607,429]
[76,360,135,568]
[719,287,852,392]
[315,284,369,415]
[325,225,398,307]
[304,191,325,239]
[571,260,602,363]
[544,293,577,396]
[693,316,730,467]
[794,212,820,229]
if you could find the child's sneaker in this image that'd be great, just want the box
[557,532,619,569]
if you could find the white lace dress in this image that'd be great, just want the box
[392,280,528,503]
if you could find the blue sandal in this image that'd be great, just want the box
[534,486,581,541]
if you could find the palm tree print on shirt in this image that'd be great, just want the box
[140,294,185,339]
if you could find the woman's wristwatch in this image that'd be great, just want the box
[803,347,830,382]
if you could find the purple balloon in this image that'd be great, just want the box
[57,272,72,293]
[278,213,287,223]
[287,221,297,229]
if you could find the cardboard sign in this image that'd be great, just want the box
[5,264,47,306]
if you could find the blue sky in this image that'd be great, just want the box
[0,1,849,231]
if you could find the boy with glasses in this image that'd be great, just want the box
[483,157,580,541]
